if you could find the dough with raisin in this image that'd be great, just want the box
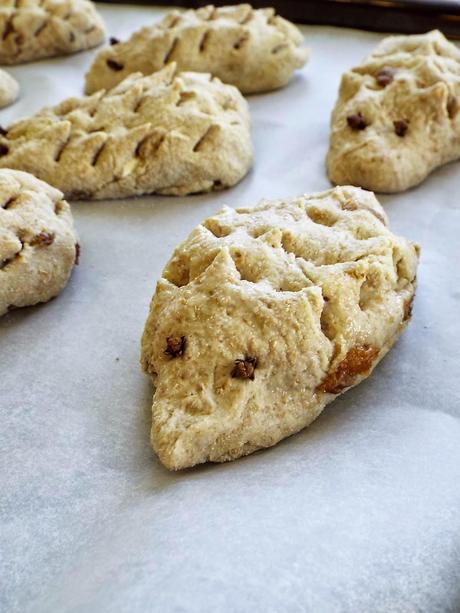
[0,0,105,65]
[0,169,79,316]
[327,30,460,193]
[85,4,308,95]
[0,69,19,108]
[141,186,419,470]
[0,64,253,200]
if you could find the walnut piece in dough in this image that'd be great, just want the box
[0,69,19,108]
[0,0,105,65]
[85,4,308,95]
[0,64,253,200]
[141,186,419,470]
[0,169,78,316]
[327,30,460,193]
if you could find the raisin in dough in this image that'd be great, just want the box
[85,4,308,96]
[0,0,105,65]
[327,30,460,193]
[0,169,78,316]
[141,186,419,470]
[0,68,19,108]
[0,64,253,200]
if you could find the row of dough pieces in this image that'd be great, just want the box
[0,168,419,471]
[0,2,307,198]
[0,1,305,103]
[0,3,459,194]
[0,3,443,469]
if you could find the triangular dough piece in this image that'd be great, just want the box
[141,186,419,470]
[85,4,308,95]
[0,64,253,200]
[0,0,105,64]
[0,169,78,316]
[0,69,18,108]
[327,30,460,193]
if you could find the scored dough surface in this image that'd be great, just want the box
[0,0,105,65]
[0,64,253,200]
[327,30,460,193]
[0,169,78,316]
[85,4,308,95]
[141,186,419,470]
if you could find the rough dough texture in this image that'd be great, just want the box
[0,0,105,65]
[0,64,253,200]
[0,169,78,316]
[0,69,19,108]
[141,186,419,470]
[85,4,308,95]
[327,30,460,193]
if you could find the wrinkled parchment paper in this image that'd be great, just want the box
[1,5,460,612]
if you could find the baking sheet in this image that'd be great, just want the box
[1,5,460,613]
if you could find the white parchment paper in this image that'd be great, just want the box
[1,5,460,613]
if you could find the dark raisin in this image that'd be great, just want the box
[231,356,257,380]
[0,143,9,156]
[30,232,55,246]
[376,68,395,87]
[109,37,120,46]
[447,95,458,119]
[394,119,408,137]
[0,126,8,136]
[106,58,124,71]
[346,113,367,131]
[75,243,80,265]
[165,336,186,358]
[403,295,414,321]
[68,189,92,200]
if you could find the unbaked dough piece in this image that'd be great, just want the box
[327,30,460,193]
[0,69,19,108]
[0,0,105,65]
[0,169,79,316]
[141,186,419,470]
[0,64,253,200]
[85,4,308,95]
